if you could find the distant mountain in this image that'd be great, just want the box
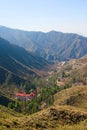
[0,26,87,61]
[0,37,48,85]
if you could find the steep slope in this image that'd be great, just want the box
[0,37,48,86]
[0,66,26,85]
[0,38,48,70]
[0,26,87,61]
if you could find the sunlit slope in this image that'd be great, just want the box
[54,85,87,109]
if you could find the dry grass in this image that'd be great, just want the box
[17,105,87,130]
[54,85,87,109]
[1,85,87,130]
[0,105,24,130]
[1,104,87,130]
[53,119,87,130]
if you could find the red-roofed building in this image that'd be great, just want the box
[15,92,35,101]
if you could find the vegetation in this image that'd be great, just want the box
[53,120,87,130]
[0,36,87,130]
[0,105,24,130]
[8,85,59,114]
[1,104,87,130]
[0,84,87,130]
[0,37,49,87]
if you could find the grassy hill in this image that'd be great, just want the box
[20,85,87,130]
[0,105,24,130]
[0,104,87,130]
[54,85,87,109]
[0,85,87,130]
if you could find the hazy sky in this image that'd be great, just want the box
[0,0,87,36]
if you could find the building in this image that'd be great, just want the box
[15,92,35,101]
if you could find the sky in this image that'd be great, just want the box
[0,0,87,36]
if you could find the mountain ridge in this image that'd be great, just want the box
[0,26,87,61]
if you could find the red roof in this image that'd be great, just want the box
[16,92,26,97]
[16,92,35,97]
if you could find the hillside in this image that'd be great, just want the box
[0,66,26,85]
[22,85,87,130]
[20,105,87,130]
[0,37,48,86]
[53,55,87,88]
[0,86,87,130]
[54,85,87,109]
[0,105,24,130]
[0,59,87,130]
[0,37,48,70]
[68,55,87,83]
[0,27,87,130]
[0,26,87,61]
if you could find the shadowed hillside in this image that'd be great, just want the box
[0,37,48,86]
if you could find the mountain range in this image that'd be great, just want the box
[0,26,87,61]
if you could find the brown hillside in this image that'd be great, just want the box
[54,85,87,109]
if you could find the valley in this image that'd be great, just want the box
[0,54,87,130]
[0,26,87,130]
